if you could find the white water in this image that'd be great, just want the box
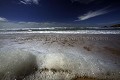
[0,34,120,80]
[0,30,120,34]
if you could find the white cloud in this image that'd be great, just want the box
[71,0,95,4]
[20,0,40,5]
[0,17,7,22]
[75,8,109,21]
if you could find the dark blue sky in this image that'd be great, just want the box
[0,0,120,25]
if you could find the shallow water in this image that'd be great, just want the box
[0,32,120,80]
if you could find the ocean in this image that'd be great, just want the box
[0,27,120,34]
[0,28,120,80]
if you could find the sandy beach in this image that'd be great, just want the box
[0,32,120,80]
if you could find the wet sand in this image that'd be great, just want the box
[0,33,120,80]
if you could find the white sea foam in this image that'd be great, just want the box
[0,49,37,80]
[0,34,120,80]
[0,30,120,34]
[0,47,120,80]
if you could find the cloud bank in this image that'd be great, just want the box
[20,0,40,5]
[0,21,90,29]
[0,17,7,22]
[0,17,88,29]
[75,8,109,21]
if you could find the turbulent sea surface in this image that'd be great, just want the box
[0,27,120,34]
[0,28,120,80]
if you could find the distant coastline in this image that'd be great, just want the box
[110,24,120,27]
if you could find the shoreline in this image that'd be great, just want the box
[0,33,120,80]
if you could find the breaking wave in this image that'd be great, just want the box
[0,49,119,80]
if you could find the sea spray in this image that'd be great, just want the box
[24,53,76,80]
[0,49,37,80]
